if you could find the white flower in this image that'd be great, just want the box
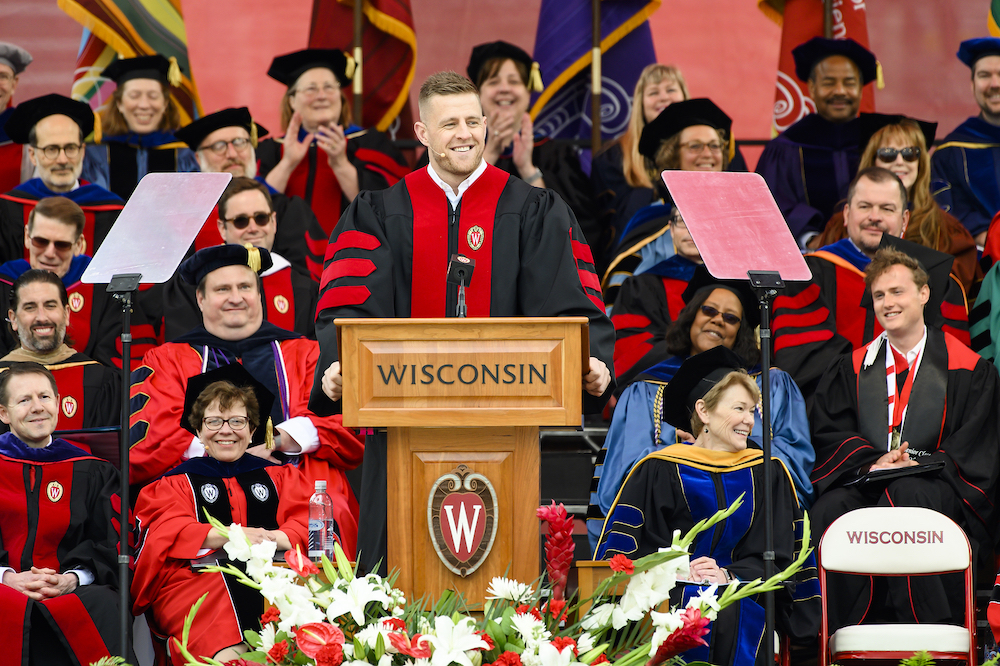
[354,623,396,653]
[536,642,577,666]
[274,584,325,632]
[424,615,488,666]
[258,623,277,652]
[485,576,535,602]
[648,608,685,654]
[250,538,277,562]
[576,632,595,654]
[687,584,720,620]
[580,603,614,631]
[510,612,551,649]
[222,523,251,561]
[327,575,392,625]
[611,559,684,629]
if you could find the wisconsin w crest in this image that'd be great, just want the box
[427,464,498,577]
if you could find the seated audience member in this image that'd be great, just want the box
[810,246,999,629]
[130,244,362,557]
[0,94,124,263]
[174,107,328,280]
[161,177,318,339]
[772,167,969,407]
[815,114,980,292]
[756,37,878,249]
[602,98,732,309]
[0,362,129,664]
[932,38,1000,244]
[595,348,819,666]
[0,196,158,367]
[133,364,311,665]
[257,49,409,238]
[83,55,198,201]
[0,270,119,430]
[0,42,32,193]
[588,268,813,552]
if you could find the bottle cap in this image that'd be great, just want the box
[315,480,327,492]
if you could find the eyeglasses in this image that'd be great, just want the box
[29,236,74,252]
[199,137,251,155]
[223,212,272,229]
[876,146,920,163]
[680,141,723,154]
[202,416,249,430]
[0,73,14,84]
[32,143,83,160]
[292,83,340,99]
[700,305,741,326]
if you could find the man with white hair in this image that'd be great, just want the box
[0,42,32,193]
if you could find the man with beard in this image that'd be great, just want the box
[311,71,614,574]
[772,167,969,406]
[0,270,119,430]
[0,43,32,193]
[174,107,328,281]
[933,38,1000,244]
[756,37,877,249]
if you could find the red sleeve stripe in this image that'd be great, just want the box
[572,240,596,266]
[306,235,328,256]
[578,267,602,293]
[940,300,969,321]
[773,328,834,353]
[773,308,828,330]
[612,313,652,331]
[320,257,377,290]
[942,325,971,348]
[614,333,653,377]
[317,285,372,314]
[325,230,380,262]
[774,283,821,310]
[355,148,411,183]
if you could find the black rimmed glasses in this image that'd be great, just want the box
[199,137,251,155]
[202,416,249,430]
[32,143,83,160]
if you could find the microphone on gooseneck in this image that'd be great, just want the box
[446,254,476,318]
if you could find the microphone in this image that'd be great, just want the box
[447,254,476,318]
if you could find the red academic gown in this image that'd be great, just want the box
[0,106,21,194]
[132,458,310,665]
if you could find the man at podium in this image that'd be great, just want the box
[310,71,615,574]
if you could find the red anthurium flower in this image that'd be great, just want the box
[260,607,280,625]
[295,622,346,659]
[267,640,289,663]
[609,554,635,575]
[389,632,432,659]
[381,617,407,632]
[550,636,578,656]
[492,651,524,666]
[646,608,712,666]
[285,546,320,577]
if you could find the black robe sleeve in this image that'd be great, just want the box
[271,191,325,278]
[82,363,122,429]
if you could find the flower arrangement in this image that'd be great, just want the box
[159,495,813,666]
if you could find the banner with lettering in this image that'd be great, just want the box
[758,0,875,135]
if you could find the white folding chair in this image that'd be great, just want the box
[818,506,976,665]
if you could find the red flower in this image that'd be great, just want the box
[516,604,543,621]
[609,554,634,575]
[542,599,567,623]
[316,643,345,666]
[285,547,320,577]
[389,632,432,659]
[260,607,281,625]
[267,640,289,663]
[592,654,610,665]
[476,630,496,651]
[295,623,346,659]
[550,636,578,656]
[492,651,524,666]
[646,608,712,666]
[223,660,257,666]
[537,502,575,600]
[382,617,407,632]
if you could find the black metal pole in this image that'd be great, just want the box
[117,289,132,659]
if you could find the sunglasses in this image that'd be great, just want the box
[876,146,920,163]
[700,304,741,326]
[223,212,272,229]
[29,236,74,252]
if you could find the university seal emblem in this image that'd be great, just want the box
[201,483,219,504]
[61,396,78,418]
[46,481,63,502]
[467,226,485,251]
[273,295,289,314]
[427,464,498,577]
[68,292,85,313]
[251,483,269,502]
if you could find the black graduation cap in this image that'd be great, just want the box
[0,42,32,75]
[174,107,269,150]
[957,38,1000,69]
[178,243,273,286]
[861,234,956,328]
[659,346,746,431]
[856,113,936,152]
[792,37,878,84]
[466,40,544,92]
[267,49,354,88]
[180,362,275,447]
[4,94,95,144]
[102,54,181,86]
[681,264,761,330]
[638,98,732,161]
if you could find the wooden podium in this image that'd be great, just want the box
[337,317,588,602]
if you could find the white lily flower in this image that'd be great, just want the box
[327,575,392,625]
[536,642,578,666]
[424,615,488,666]
[274,584,325,632]
[485,577,535,602]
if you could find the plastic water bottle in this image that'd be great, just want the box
[308,480,335,561]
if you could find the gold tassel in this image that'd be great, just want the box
[344,52,357,81]
[249,119,258,148]
[265,416,274,450]
[167,56,182,87]
[244,243,261,273]
[876,60,885,90]
[529,62,544,92]
[727,135,735,164]
[92,110,102,144]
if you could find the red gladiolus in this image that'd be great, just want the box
[267,640,289,663]
[550,636,578,656]
[260,607,281,625]
[389,632,432,659]
[537,502,575,600]
[316,642,345,666]
[285,547,320,577]
[609,554,634,575]
[492,651,524,666]
[646,608,712,666]
[295,622,346,659]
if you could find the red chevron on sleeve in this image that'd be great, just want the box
[325,230,380,262]
[354,148,410,184]
[614,331,653,378]
[570,238,604,310]
[774,283,821,311]
[940,300,969,322]
[320,258,377,291]
[612,313,652,332]
[773,328,834,353]
[317,285,372,315]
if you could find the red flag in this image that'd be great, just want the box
[761,0,876,135]
[309,0,416,138]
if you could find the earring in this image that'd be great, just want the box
[703,426,709,433]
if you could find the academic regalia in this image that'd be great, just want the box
[0,256,159,369]
[132,455,310,665]
[82,132,199,202]
[809,328,1000,628]
[931,117,1000,237]
[256,127,409,239]
[0,432,128,665]
[160,252,318,340]
[601,201,675,309]
[0,178,124,265]
[0,107,23,194]
[129,322,363,557]
[772,238,970,406]
[755,113,864,243]
[311,163,614,573]
[586,362,814,553]
[596,444,820,666]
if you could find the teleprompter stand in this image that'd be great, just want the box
[662,171,812,666]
